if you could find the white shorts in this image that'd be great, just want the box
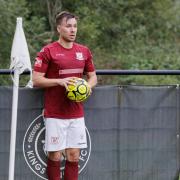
[44,117,87,151]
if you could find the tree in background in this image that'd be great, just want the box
[0,0,180,85]
[0,0,48,85]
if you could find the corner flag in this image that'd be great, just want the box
[8,17,31,180]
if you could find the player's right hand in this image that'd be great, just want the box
[57,77,76,90]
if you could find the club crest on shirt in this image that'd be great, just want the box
[76,52,84,60]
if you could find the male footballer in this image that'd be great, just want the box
[32,11,97,180]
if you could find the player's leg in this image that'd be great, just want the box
[45,118,68,180]
[64,117,87,180]
[64,148,80,180]
[47,151,61,180]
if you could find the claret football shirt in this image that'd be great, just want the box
[33,41,95,119]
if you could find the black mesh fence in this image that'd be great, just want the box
[0,86,179,180]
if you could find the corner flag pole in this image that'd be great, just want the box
[8,68,19,180]
[8,17,32,180]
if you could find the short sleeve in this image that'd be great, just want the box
[84,48,95,73]
[33,47,50,73]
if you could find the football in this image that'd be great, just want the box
[66,78,91,102]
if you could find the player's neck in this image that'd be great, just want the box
[58,39,73,49]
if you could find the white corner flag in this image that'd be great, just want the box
[8,17,32,180]
[10,17,32,86]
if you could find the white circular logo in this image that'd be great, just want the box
[23,114,91,179]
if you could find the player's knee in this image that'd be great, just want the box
[67,151,79,162]
[48,151,61,161]
[67,156,79,162]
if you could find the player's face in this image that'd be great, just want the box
[57,17,77,42]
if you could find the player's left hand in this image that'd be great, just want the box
[87,83,92,95]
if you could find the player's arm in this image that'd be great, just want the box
[32,71,75,89]
[86,71,97,89]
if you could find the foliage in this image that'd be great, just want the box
[0,0,48,85]
[0,0,180,85]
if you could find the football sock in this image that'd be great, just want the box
[64,160,78,180]
[46,158,61,180]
